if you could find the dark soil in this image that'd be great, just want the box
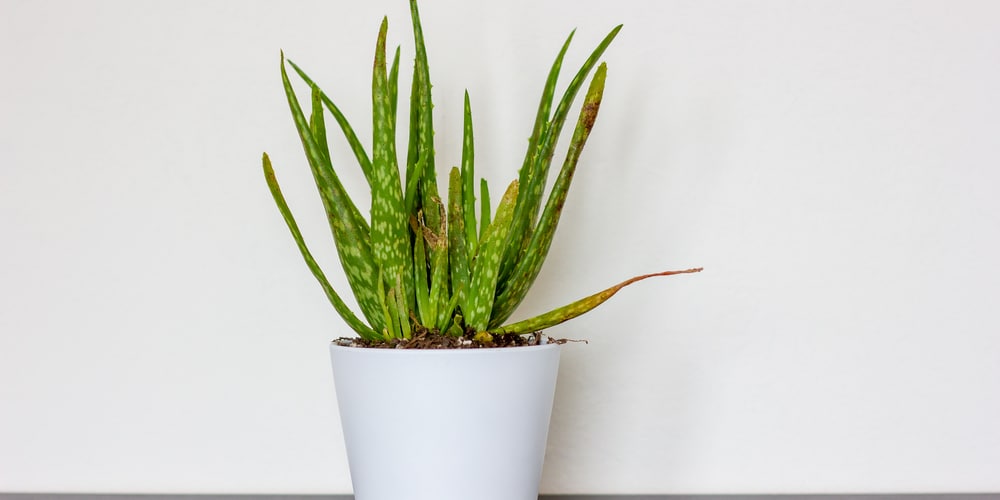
[333,329,575,349]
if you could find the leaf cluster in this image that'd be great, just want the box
[263,0,701,342]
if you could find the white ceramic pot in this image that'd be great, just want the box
[329,342,561,500]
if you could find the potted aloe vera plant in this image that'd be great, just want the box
[262,1,700,499]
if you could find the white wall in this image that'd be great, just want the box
[2,0,999,494]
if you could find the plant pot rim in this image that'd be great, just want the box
[329,341,560,355]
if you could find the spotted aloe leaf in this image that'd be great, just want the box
[409,214,432,326]
[490,268,704,335]
[500,26,623,285]
[287,60,374,188]
[371,17,414,315]
[278,53,385,332]
[461,92,478,251]
[490,62,607,327]
[479,178,491,241]
[262,154,378,340]
[447,167,471,315]
[406,0,440,226]
[389,46,401,131]
[465,180,519,333]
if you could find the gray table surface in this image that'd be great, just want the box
[2,495,999,500]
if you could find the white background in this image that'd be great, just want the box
[2,0,999,494]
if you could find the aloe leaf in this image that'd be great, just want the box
[389,46,401,132]
[491,63,607,326]
[447,167,471,313]
[427,210,449,328]
[280,53,384,331]
[309,86,371,241]
[465,180,519,332]
[371,18,415,315]
[437,289,462,333]
[403,1,449,318]
[309,94,330,164]
[516,29,574,188]
[395,273,411,339]
[490,268,703,335]
[479,178,491,241]
[262,154,378,340]
[408,0,433,170]
[461,91,477,250]
[501,26,622,282]
[389,289,403,339]
[409,215,432,326]
[287,59,373,186]
[410,0,444,233]
[493,30,572,283]
[403,156,425,216]
[377,268,397,339]
[407,0,441,227]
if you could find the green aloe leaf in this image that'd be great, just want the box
[280,53,384,331]
[287,59,374,188]
[262,154,378,340]
[407,0,446,280]
[427,203,449,329]
[461,91,478,250]
[491,62,607,326]
[447,167,471,314]
[389,46,401,132]
[377,268,395,340]
[515,29,574,193]
[409,215,432,326]
[479,178,491,241]
[394,273,411,339]
[371,18,415,316]
[500,26,622,284]
[494,30,572,285]
[465,180,519,332]
[404,0,435,201]
[309,86,370,242]
[490,268,703,335]
[437,289,462,334]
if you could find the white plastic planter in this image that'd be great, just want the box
[329,342,561,500]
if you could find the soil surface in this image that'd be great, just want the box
[333,329,575,349]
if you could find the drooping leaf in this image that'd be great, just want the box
[262,153,378,340]
[490,268,703,335]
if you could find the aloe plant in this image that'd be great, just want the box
[262,0,701,343]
